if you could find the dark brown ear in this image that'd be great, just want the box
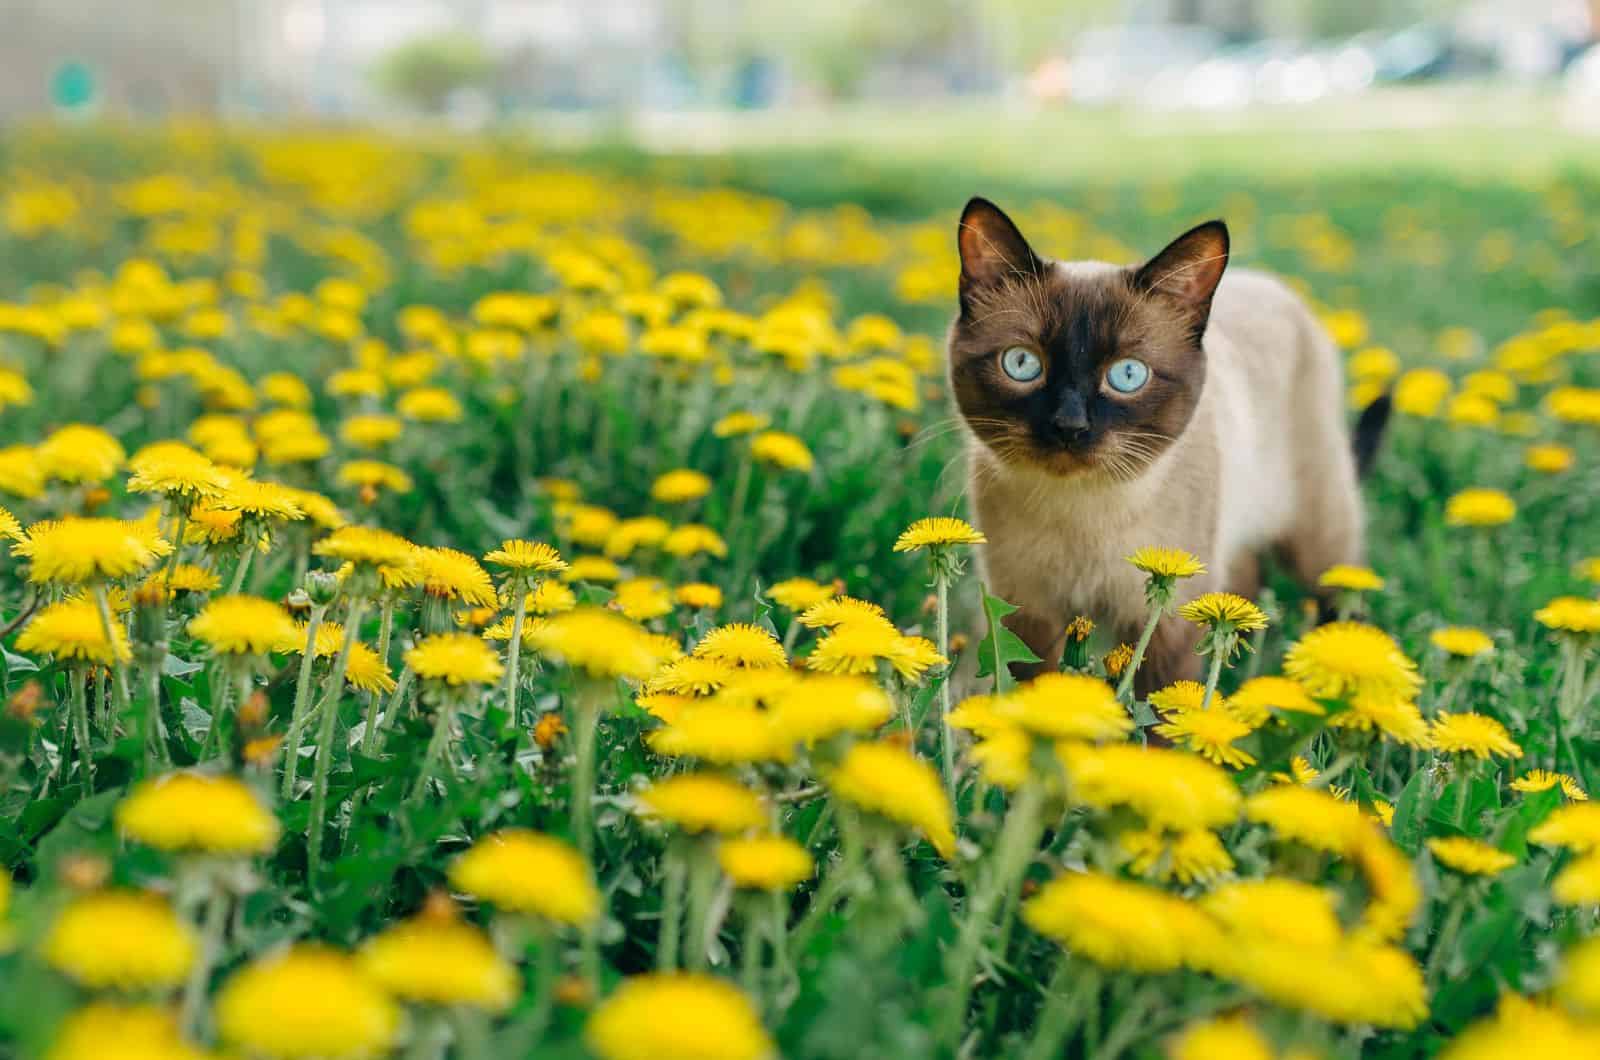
[957,198,1043,312]
[1133,220,1229,337]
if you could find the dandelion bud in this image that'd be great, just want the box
[6,680,43,722]
[949,632,969,654]
[238,690,269,730]
[304,571,340,608]
[57,852,110,891]
[533,713,567,749]
[554,974,594,1007]
[420,890,459,921]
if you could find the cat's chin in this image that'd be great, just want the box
[987,444,1105,480]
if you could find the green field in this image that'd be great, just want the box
[0,111,1597,1059]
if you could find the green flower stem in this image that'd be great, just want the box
[161,507,189,584]
[1097,979,1162,1059]
[658,841,687,971]
[572,682,604,861]
[93,666,107,736]
[92,584,132,724]
[501,588,529,737]
[739,904,762,997]
[1426,882,1470,987]
[226,546,253,595]
[359,599,396,757]
[791,811,867,952]
[723,449,754,556]
[180,874,228,1038]
[934,566,955,799]
[1557,638,1589,725]
[450,1008,490,1060]
[523,924,558,1043]
[142,645,166,772]
[942,780,1046,1048]
[684,839,720,972]
[1199,640,1227,713]
[1452,758,1475,827]
[412,698,458,800]
[280,603,328,799]
[767,889,791,1001]
[1115,603,1164,703]
[307,595,367,889]
[379,666,415,736]
[1022,958,1097,1060]
[68,665,92,794]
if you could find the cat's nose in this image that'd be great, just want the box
[1049,395,1090,443]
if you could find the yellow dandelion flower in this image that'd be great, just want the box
[1214,937,1426,1030]
[651,469,713,504]
[1169,1015,1274,1060]
[1442,996,1600,1060]
[117,772,280,854]
[1149,680,1209,715]
[212,473,306,522]
[0,368,33,410]
[1120,827,1234,885]
[662,524,728,559]
[798,596,885,629]
[484,539,566,575]
[1557,936,1600,1019]
[127,443,226,501]
[45,1003,215,1060]
[646,656,736,697]
[0,505,20,542]
[449,829,599,924]
[313,526,416,571]
[43,890,196,990]
[1512,769,1587,801]
[769,674,894,745]
[1428,837,1516,876]
[1526,443,1575,473]
[1553,853,1600,905]
[357,915,518,1012]
[693,623,785,669]
[675,582,723,609]
[712,411,771,438]
[13,517,171,584]
[1431,626,1494,658]
[0,444,44,499]
[1102,642,1134,678]
[527,608,677,680]
[1178,592,1269,633]
[1059,744,1241,831]
[338,414,403,450]
[605,516,671,559]
[1155,708,1256,768]
[1535,596,1600,635]
[718,835,814,891]
[1430,712,1522,759]
[214,945,399,1060]
[190,595,300,656]
[885,635,947,680]
[17,599,131,665]
[141,563,223,600]
[636,773,767,835]
[1283,621,1421,702]
[1245,785,1369,854]
[562,555,623,584]
[1318,564,1385,592]
[1531,803,1600,852]
[996,673,1132,743]
[1022,871,1217,973]
[805,618,901,675]
[414,547,496,607]
[1126,546,1207,579]
[766,577,836,612]
[893,517,986,552]
[1327,691,1431,746]
[337,459,413,494]
[1393,368,1450,418]
[405,633,504,687]
[261,372,313,408]
[586,973,773,1060]
[648,702,791,765]
[397,386,463,423]
[750,431,814,472]
[38,424,125,484]
[186,505,245,544]
[614,577,674,621]
[522,579,577,615]
[827,741,955,857]
[1227,675,1324,726]
[562,504,619,547]
[1445,487,1516,527]
[1202,878,1343,948]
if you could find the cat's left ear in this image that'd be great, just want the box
[1133,220,1229,335]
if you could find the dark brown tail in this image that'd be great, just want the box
[1353,393,1392,478]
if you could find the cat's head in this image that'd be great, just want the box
[947,198,1228,480]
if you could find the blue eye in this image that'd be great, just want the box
[1106,358,1150,394]
[1000,347,1042,382]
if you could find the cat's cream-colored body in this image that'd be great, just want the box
[968,262,1362,689]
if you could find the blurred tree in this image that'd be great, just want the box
[372,32,494,114]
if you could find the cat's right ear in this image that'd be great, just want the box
[957,198,1042,313]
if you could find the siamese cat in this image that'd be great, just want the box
[949,198,1388,693]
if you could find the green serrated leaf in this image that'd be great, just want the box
[975,588,1039,694]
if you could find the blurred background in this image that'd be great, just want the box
[5,1,1599,150]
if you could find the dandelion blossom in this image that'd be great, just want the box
[585,973,773,1060]
[1534,596,1600,636]
[1178,592,1269,633]
[483,539,566,575]
[1245,785,1370,854]
[1431,626,1495,658]
[117,772,280,854]
[770,674,894,744]
[750,431,814,472]
[1430,712,1522,760]
[1512,770,1587,801]
[996,673,1131,743]
[827,742,955,857]
[693,623,786,669]
[17,599,131,665]
[45,1003,213,1060]
[1155,708,1256,768]
[893,517,986,552]
[1531,803,1600,853]
[651,469,713,504]
[43,890,196,990]
[190,595,300,656]
[648,702,791,765]
[1059,744,1241,832]
[357,915,518,1011]
[1283,621,1420,703]
[528,608,677,680]
[1227,675,1323,726]
[449,829,599,925]
[13,517,170,584]
[405,633,505,687]
[1126,547,1207,580]
[766,577,836,612]
[636,774,767,835]
[1428,837,1516,876]
[214,945,399,1060]
[1444,487,1516,527]
[718,835,814,891]
[1022,871,1217,973]
[1318,564,1385,592]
